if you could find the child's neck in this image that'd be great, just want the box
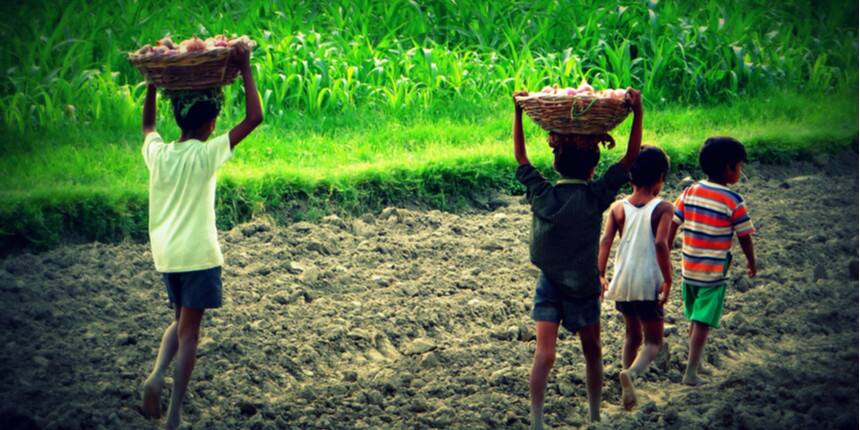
[628,186,657,205]
[706,177,731,186]
[178,130,209,142]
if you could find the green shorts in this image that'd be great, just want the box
[682,253,731,328]
[682,282,726,328]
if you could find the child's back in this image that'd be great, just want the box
[674,180,753,287]
[604,197,664,301]
[518,160,630,297]
[144,132,232,272]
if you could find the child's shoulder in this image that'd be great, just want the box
[145,130,164,144]
[701,180,746,203]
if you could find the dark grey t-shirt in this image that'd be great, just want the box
[516,162,630,298]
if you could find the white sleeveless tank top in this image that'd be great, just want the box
[605,198,664,302]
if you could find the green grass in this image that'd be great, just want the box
[0,0,857,252]
[1,0,856,134]
[1,88,856,253]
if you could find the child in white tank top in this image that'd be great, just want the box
[598,146,674,411]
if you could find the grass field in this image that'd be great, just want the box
[0,0,857,252]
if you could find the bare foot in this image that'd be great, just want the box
[681,373,706,386]
[619,370,637,410]
[141,375,162,419]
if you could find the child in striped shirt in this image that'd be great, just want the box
[669,137,757,386]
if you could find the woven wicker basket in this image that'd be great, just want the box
[128,43,253,90]
[515,93,631,135]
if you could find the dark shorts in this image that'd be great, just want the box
[162,266,223,309]
[615,300,664,321]
[532,273,600,334]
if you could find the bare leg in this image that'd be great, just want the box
[621,315,643,369]
[529,321,559,430]
[682,321,709,386]
[165,307,205,430]
[620,318,663,409]
[142,309,181,419]
[578,323,602,423]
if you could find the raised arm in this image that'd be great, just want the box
[738,235,757,278]
[513,91,530,166]
[142,83,157,136]
[228,43,264,149]
[598,203,621,300]
[654,203,674,304]
[618,88,642,169]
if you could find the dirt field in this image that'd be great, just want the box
[1,152,857,429]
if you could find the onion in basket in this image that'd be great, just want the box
[157,36,176,50]
[180,37,207,53]
[576,81,594,94]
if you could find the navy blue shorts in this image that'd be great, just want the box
[615,300,664,321]
[162,266,222,309]
[532,273,600,334]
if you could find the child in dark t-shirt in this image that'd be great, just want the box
[513,89,642,427]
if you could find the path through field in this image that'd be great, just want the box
[0,152,857,429]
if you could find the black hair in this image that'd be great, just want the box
[699,136,747,180]
[549,133,601,180]
[166,88,223,132]
[630,145,670,187]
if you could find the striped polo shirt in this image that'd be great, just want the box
[672,180,755,286]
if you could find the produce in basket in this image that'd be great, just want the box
[515,81,632,135]
[128,35,256,90]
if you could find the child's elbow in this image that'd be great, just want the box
[249,113,264,127]
[654,240,670,255]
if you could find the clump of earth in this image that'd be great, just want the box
[0,152,857,429]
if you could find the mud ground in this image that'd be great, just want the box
[0,152,857,429]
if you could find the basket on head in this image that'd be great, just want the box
[515,93,631,135]
[128,40,256,90]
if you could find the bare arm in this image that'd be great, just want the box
[598,203,621,299]
[618,89,642,169]
[738,234,757,277]
[142,83,157,135]
[228,43,264,149]
[668,221,681,250]
[512,92,529,166]
[598,203,620,277]
[654,203,674,304]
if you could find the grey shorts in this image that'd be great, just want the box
[162,266,222,309]
[532,273,600,334]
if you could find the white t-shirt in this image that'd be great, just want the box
[142,131,232,272]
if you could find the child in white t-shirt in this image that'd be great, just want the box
[140,43,263,430]
[598,146,673,410]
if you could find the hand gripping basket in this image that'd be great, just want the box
[514,93,631,135]
[128,41,256,90]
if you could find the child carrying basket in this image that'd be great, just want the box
[130,34,264,430]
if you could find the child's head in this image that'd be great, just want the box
[548,133,604,180]
[630,145,670,194]
[166,88,224,139]
[699,136,747,184]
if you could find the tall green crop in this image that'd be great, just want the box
[0,0,856,136]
